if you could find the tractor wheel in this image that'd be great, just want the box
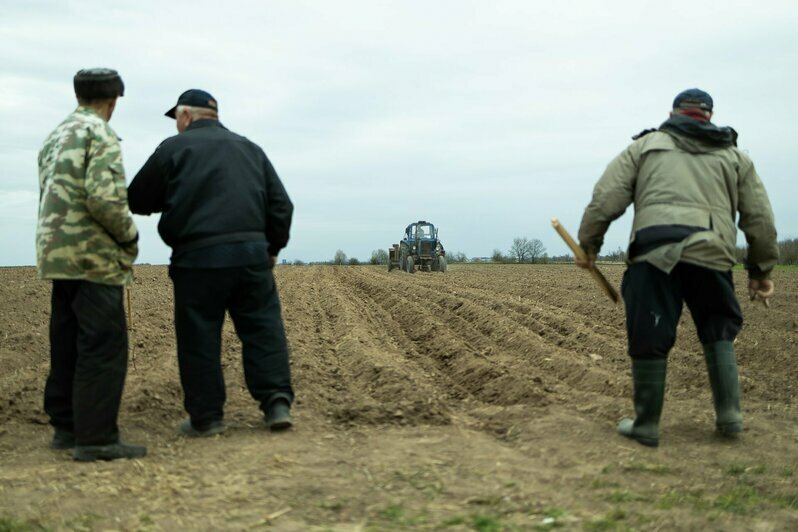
[406,256,415,273]
[438,256,447,273]
[388,262,393,272]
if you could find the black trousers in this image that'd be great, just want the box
[169,262,293,427]
[622,262,743,359]
[44,280,128,445]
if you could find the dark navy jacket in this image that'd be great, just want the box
[128,120,293,260]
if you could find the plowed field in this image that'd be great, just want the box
[1,264,797,530]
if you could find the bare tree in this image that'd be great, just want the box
[491,248,506,263]
[333,249,347,265]
[447,251,468,263]
[370,248,389,265]
[509,237,530,263]
[599,246,626,263]
[527,238,546,263]
[509,237,546,263]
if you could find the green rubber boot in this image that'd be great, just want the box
[618,358,667,448]
[704,341,743,436]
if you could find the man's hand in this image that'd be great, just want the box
[748,279,774,307]
[575,252,596,271]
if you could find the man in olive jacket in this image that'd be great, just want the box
[577,88,778,447]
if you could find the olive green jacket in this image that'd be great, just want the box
[36,107,138,285]
[578,128,778,279]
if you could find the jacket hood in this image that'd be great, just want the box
[658,114,736,154]
[659,115,737,153]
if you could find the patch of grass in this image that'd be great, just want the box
[726,463,766,476]
[542,507,567,519]
[374,503,431,529]
[656,488,708,511]
[779,467,794,478]
[531,508,568,530]
[604,490,650,503]
[0,516,50,532]
[726,463,747,476]
[713,486,762,514]
[63,513,101,531]
[658,485,769,516]
[438,515,467,528]
[470,514,512,532]
[382,503,409,523]
[585,508,629,531]
[773,493,798,509]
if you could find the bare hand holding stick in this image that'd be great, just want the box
[748,278,774,308]
[551,218,620,305]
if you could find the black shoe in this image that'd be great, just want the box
[51,429,76,450]
[178,418,226,438]
[73,441,147,462]
[265,399,293,431]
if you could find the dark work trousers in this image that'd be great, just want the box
[622,261,743,359]
[168,262,293,427]
[44,280,128,445]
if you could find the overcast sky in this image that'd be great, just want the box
[1,0,795,265]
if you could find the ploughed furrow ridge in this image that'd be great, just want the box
[359,267,629,402]
[278,266,451,427]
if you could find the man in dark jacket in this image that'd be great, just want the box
[128,89,295,436]
[577,88,778,447]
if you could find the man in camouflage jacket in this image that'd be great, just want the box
[36,68,145,462]
[577,89,778,448]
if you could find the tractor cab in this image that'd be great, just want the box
[404,221,437,243]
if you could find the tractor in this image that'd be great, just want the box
[388,220,447,273]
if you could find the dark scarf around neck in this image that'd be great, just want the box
[659,114,736,147]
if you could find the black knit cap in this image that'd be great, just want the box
[74,68,124,99]
[672,88,713,111]
[165,89,218,118]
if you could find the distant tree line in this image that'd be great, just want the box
[313,238,797,267]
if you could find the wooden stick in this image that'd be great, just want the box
[126,286,133,330]
[551,218,620,305]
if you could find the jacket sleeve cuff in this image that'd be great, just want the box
[118,230,139,248]
[746,264,772,281]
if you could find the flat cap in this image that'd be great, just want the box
[74,68,124,99]
[165,89,218,118]
[673,88,713,111]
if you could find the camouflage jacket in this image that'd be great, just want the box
[36,106,138,285]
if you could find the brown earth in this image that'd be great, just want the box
[0,264,797,531]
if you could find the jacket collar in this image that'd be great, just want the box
[186,119,227,132]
